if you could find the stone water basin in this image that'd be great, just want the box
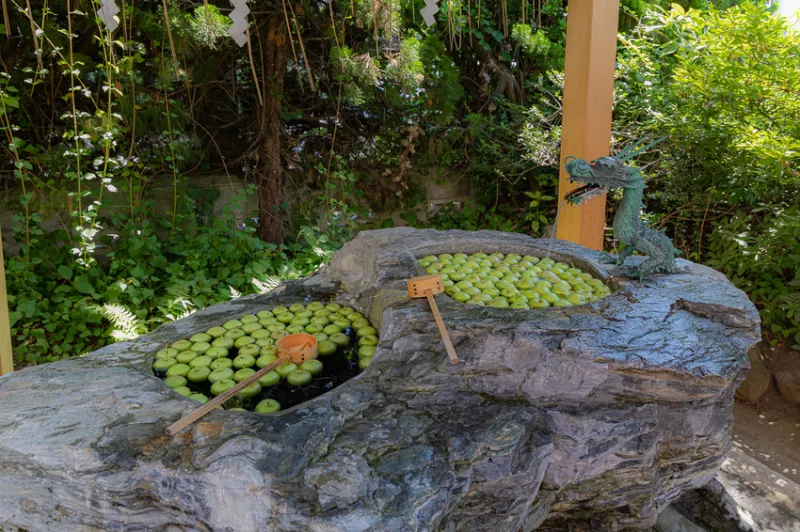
[0,228,759,531]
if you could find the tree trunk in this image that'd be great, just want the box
[257,15,288,244]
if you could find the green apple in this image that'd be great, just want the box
[238,344,261,358]
[190,355,212,368]
[176,351,198,364]
[358,335,379,346]
[222,320,243,330]
[166,363,190,377]
[323,324,342,335]
[311,316,331,326]
[275,362,298,378]
[233,368,256,382]
[174,386,192,397]
[164,375,187,389]
[255,399,281,413]
[495,280,514,291]
[189,333,212,344]
[190,342,211,354]
[452,291,472,302]
[330,333,350,347]
[234,336,255,348]
[540,292,559,304]
[237,382,262,398]
[212,337,234,349]
[188,393,208,404]
[287,370,312,387]
[256,353,279,368]
[567,293,586,305]
[500,287,519,299]
[210,358,233,370]
[258,371,280,387]
[318,340,337,355]
[276,313,294,324]
[301,359,323,375]
[359,356,373,370]
[210,379,236,396]
[257,310,275,319]
[156,348,178,359]
[209,367,234,383]
[358,346,376,358]
[224,328,246,339]
[515,279,534,291]
[233,354,256,369]
[187,366,212,383]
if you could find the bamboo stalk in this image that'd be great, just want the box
[1,0,9,40]
[281,0,304,91]
[287,1,315,92]
[0,225,13,376]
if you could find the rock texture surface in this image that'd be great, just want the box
[0,229,759,531]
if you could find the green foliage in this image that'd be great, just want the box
[3,0,796,366]
[187,5,232,50]
[614,2,800,341]
[511,24,552,59]
[706,208,800,347]
[412,202,523,233]
[5,188,329,365]
[331,45,382,105]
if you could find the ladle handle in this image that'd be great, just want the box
[425,289,459,364]
[165,356,287,436]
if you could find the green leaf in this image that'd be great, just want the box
[58,265,73,280]
[74,275,94,295]
[1,95,19,109]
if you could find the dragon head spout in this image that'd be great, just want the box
[563,155,646,205]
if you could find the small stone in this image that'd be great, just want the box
[736,346,771,403]
[775,371,800,404]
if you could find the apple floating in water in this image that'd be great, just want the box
[418,252,611,309]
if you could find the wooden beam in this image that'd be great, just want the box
[556,0,620,250]
[0,225,12,375]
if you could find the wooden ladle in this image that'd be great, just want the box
[407,274,459,364]
[165,333,318,436]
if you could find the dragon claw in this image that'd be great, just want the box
[599,251,617,265]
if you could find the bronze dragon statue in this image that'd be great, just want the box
[563,139,681,280]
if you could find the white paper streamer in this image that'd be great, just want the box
[420,0,440,27]
[98,0,120,32]
[227,0,250,47]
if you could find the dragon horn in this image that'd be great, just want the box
[619,136,668,161]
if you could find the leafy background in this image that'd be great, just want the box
[1,0,798,366]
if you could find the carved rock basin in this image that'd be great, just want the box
[0,229,759,531]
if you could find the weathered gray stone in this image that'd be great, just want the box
[775,371,800,405]
[670,477,754,532]
[736,345,771,403]
[0,228,759,531]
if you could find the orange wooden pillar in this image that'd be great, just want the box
[556,0,620,250]
[0,225,12,375]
